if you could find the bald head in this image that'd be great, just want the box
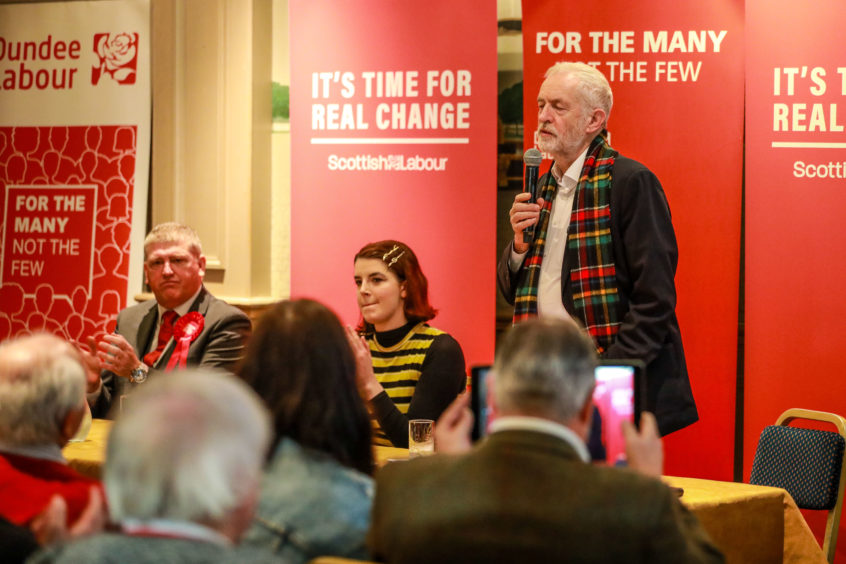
[0,333,87,446]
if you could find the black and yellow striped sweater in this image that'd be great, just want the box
[367,322,466,447]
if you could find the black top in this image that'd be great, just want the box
[0,516,39,564]
[369,322,466,447]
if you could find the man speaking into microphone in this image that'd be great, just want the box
[497,62,697,436]
[85,223,251,417]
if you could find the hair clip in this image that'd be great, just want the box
[382,245,400,261]
[386,251,405,269]
[382,245,405,268]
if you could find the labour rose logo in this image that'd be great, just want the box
[91,32,138,85]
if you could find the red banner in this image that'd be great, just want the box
[745,0,846,556]
[289,0,497,369]
[522,0,744,478]
[0,126,136,340]
[3,185,97,295]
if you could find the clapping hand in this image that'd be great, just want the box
[30,487,105,546]
[344,326,384,400]
[74,337,103,394]
[434,392,474,455]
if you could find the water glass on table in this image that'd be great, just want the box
[68,402,93,442]
[408,419,435,457]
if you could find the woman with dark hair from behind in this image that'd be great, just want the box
[348,240,466,448]
[238,299,374,564]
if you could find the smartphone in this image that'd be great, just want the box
[470,365,492,441]
[591,360,646,464]
[470,359,645,465]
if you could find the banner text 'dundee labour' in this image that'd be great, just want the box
[0,35,81,90]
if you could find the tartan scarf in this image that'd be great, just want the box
[512,130,621,354]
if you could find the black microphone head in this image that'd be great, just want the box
[523,148,543,166]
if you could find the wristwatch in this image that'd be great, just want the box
[130,364,149,384]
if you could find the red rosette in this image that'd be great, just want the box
[173,312,204,340]
[165,312,205,371]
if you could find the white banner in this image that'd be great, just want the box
[0,0,150,341]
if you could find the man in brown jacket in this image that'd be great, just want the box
[368,318,723,564]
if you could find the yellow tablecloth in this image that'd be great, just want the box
[664,476,826,564]
[373,445,409,467]
[64,419,409,480]
[63,417,111,480]
[66,421,824,564]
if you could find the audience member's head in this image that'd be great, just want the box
[239,299,374,475]
[354,240,436,332]
[0,333,87,448]
[104,369,270,543]
[493,317,598,436]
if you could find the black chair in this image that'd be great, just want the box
[750,408,846,563]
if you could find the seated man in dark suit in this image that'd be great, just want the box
[0,334,103,533]
[368,318,724,564]
[85,222,251,417]
[30,369,283,564]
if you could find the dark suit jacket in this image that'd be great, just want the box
[369,430,724,564]
[91,286,251,417]
[497,155,697,435]
[0,516,38,564]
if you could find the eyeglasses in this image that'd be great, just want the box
[145,256,193,271]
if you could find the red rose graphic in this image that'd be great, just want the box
[92,33,138,85]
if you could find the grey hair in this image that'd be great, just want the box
[545,61,613,124]
[0,333,86,446]
[143,222,203,259]
[493,318,598,422]
[104,369,271,523]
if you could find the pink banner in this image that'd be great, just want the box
[522,0,744,479]
[289,0,497,369]
[745,0,846,556]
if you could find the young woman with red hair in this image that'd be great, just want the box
[348,240,466,448]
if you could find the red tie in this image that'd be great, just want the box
[143,310,178,367]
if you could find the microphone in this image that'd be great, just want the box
[522,148,543,243]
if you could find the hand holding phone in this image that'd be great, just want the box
[622,412,663,478]
[471,360,645,461]
[591,360,645,465]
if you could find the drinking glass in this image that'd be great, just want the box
[68,402,93,442]
[408,419,435,457]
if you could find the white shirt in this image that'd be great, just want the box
[489,415,591,463]
[510,148,589,319]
